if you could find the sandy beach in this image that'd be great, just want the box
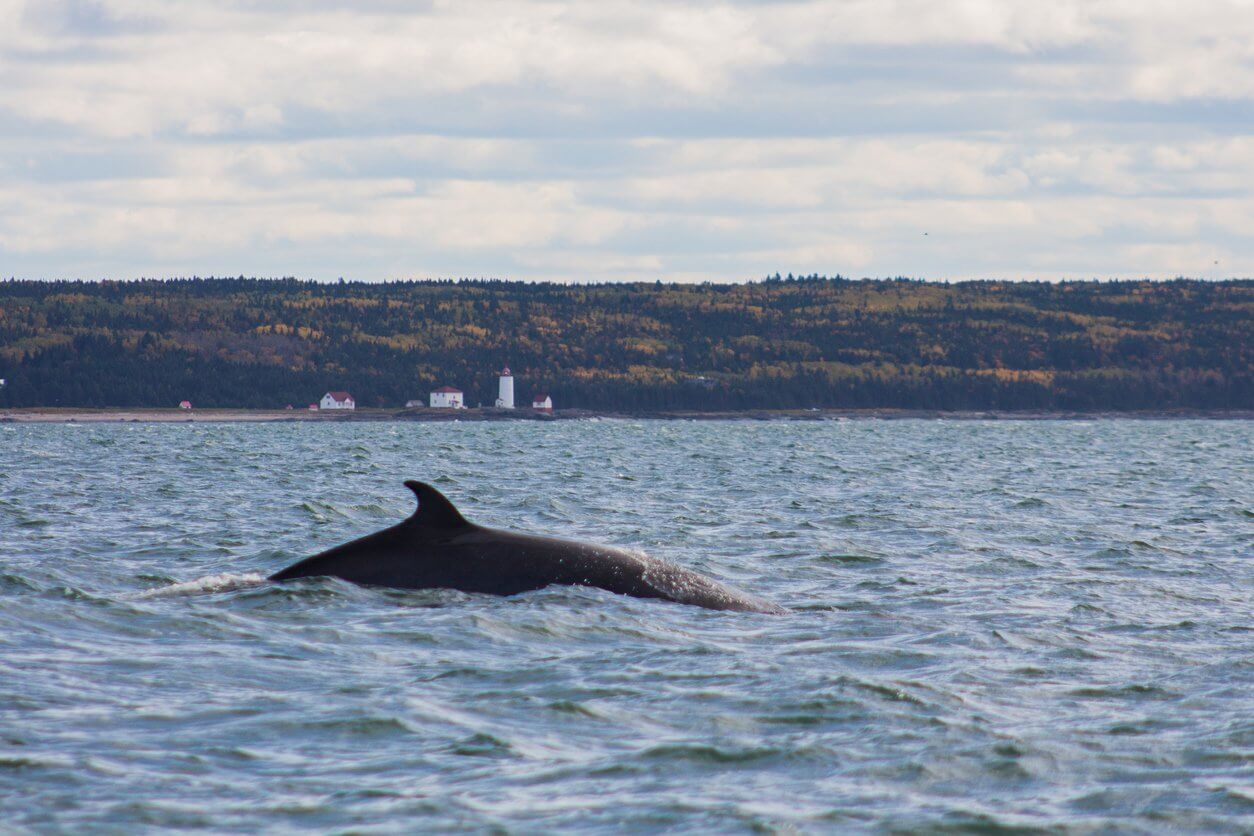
[0,407,547,423]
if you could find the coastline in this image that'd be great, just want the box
[2,407,1250,423]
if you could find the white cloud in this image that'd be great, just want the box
[0,0,1251,280]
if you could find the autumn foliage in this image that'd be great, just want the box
[0,276,1249,411]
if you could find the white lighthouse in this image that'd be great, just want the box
[495,366,515,409]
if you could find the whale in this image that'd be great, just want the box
[269,481,786,614]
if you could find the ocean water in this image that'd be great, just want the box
[2,419,1251,833]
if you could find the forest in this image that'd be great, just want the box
[0,276,1249,411]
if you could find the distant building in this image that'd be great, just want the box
[405,399,423,408]
[285,404,293,410]
[532,393,552,412]
[430,387,464,408]
[308,404,319,411]
[320,391,355,410]
[179,400,192,410]
[495,366,514,409]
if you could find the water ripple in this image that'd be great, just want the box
[1,419,1251,831]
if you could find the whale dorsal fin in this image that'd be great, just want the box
[403,481,470,529]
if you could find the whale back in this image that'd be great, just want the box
[271,480,785,613]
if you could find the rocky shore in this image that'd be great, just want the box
[2,407,1249,423]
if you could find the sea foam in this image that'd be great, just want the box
[135,572,268,598]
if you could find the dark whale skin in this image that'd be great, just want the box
[270,481,786,614]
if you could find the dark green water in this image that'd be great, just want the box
[2,420,1251,832]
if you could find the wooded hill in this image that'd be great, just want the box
[0,276,1249,411]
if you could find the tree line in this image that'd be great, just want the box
[0,276,1249,411]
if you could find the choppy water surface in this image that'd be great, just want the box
[2,420,1251,832]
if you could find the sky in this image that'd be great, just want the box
[1,0,1252,283]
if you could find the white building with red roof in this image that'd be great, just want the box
[531,393,552,412]
[320,391,355,410]
[429,386,464,408]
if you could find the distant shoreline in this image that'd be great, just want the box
[2,407,1250,424]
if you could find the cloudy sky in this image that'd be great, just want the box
[1,0,1252,282]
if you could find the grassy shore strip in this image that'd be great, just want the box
[2,407,1251,423]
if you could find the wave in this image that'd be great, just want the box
[134,572,268,599]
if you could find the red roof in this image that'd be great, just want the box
[532,393,549,401]
[501,366,511,376]
[326,391,352,401]
[433,386,462,394]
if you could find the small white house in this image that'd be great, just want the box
[320,391,355,410]
[532,393,552,412]
[430,387,464,408]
